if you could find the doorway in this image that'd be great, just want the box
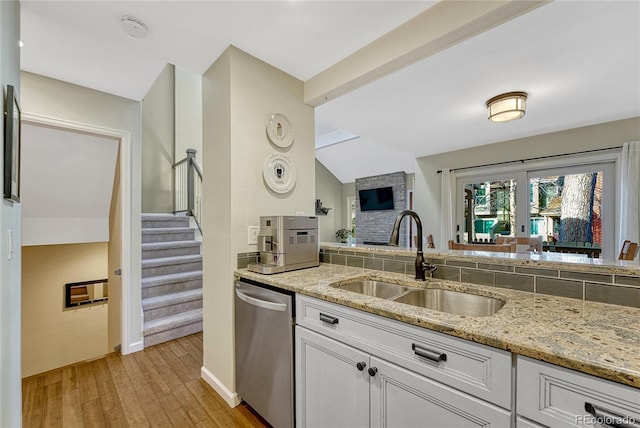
[20,112,138,370]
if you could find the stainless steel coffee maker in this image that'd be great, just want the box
[247,216,319,274]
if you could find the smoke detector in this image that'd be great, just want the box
[121,15,148,38]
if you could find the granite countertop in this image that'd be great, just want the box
[235,263,640,389]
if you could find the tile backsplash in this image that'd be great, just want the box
[319,248,640,308]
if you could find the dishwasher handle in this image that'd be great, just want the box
[235,288,287,312]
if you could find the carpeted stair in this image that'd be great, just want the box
[141,214,203,347]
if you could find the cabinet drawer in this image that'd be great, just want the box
[296,295,512,409]
[517,356,640,428]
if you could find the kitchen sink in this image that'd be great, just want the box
[331,280,408,299]
[391,289,505,317]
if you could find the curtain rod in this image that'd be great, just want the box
[436,146,623,174]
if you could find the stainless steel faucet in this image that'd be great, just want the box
[388,210,437,281]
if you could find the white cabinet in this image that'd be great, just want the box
[295,296,512,428]
[296,327,369,427]
[369,355,510,427]
[516,416,546,428]
[517,356,640,428]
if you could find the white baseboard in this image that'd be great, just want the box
[201,366,241,408]
[122,340,144,355]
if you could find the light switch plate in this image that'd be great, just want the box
[248,226,260,245]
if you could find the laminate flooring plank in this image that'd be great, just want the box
[22,334,268,428]
[144,346,185,391]
[167,338,188,357]
[91,358,121,413]
[44,370,62,386]
[168,342,203,379]
[76,361,99,403]
[175,334,200,359]
[103,404,129,428]
[82,398,107,428]
[158,391,195,427]
[105,352,151,427]
[119,353,173,427]
[187,333,204,354]
[184,379,236,428]
[155,342,199,384]
[42,380,63,427]
[22,375,45,428]
[61,366,84,427]
[132,350,172,396]
[171,383,213,425]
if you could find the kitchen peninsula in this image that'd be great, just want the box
[236,243,640,387]
[236,242,640,427]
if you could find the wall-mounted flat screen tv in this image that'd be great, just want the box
[359,187,394,211]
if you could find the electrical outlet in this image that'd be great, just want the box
[248,226,260,245]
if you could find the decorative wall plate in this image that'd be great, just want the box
[263,153,296,194]
[266,113,294,148]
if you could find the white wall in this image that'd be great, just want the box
[315,159,344,242]
[22,243,109,377]
[142,64,175,213]
[414,117,640,248]
[21,123,119,246]
[21,70,143,355]
[0,1,22,424]
[201,46,315,402]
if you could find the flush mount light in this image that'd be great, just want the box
[121,15,148,38]
[486,91,527,123]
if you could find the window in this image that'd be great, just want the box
[455,154,617,258]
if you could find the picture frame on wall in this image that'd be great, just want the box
[4,84,21,202]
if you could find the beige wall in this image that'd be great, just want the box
[202,46,315,398]
[21,70,144,354]
[142,64,175,213]
[414,117,640,248]
[175,65,203,166]
[22,243,109,377]
[0,1,22,424]
[315,160,344,242]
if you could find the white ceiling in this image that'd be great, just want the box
[19,1,640,184]
[20,1,432,101]
[316,0,640,182]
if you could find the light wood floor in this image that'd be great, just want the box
[22,333,271,427]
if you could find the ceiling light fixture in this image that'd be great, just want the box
[18,40,24,48]
[486,91,528,123]
[121,15,148,39]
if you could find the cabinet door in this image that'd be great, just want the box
[296,326,370,428]
[369,356,511,428]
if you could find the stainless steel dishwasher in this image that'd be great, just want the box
[234,280,294,428]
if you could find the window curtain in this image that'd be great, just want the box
[618,141,640,254]
[440,168,455,249]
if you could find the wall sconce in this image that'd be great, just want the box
[486,91,527,123]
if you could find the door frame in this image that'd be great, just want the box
[22,112,142,354]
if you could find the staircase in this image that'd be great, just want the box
[141,214,203,347]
